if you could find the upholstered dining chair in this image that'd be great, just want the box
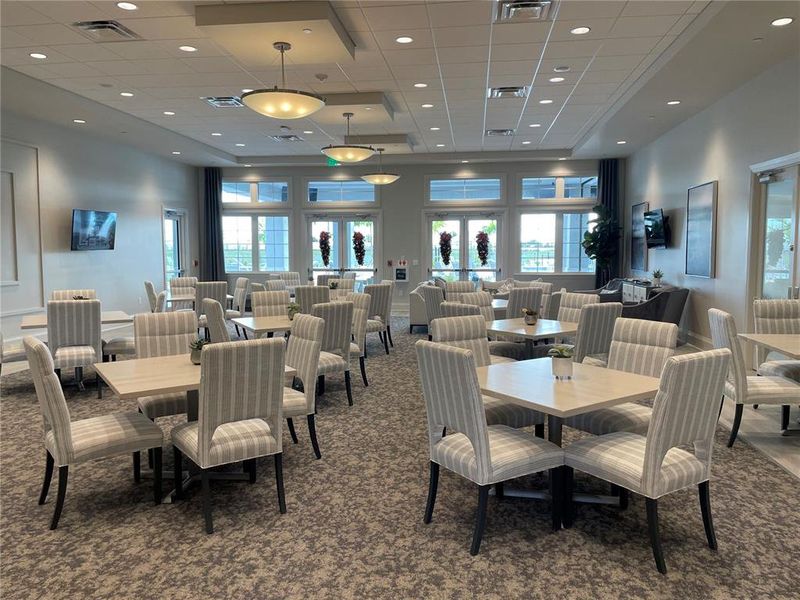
[311,301,354,406]
[416,340,564,555]
[487,287,544,359]
[557,292,600,323]
[225,277,250,322]
[440,302,480,318]
[0,332,27,375]
[329,278,355,299]
[250,283,266,293]
[277,271,302,295]
[316,273,335,287]
[444,280,475,303]
[566,318,678,436]
[753,299,800,382]
[51,289,96,300]
[102,335,136,364]
[420,285,445,330]
[526,281,553,316]
[251,290,290,318]
[296,285,330,314]
[144,281,159,312]
[364,283,392,354]
[170,276,197,311]
[265,279,287,292]
[24,337,164,530]
[460,291,494,322]
[563,349,732,574]
[195,281,228,338]
[380,280,396,346]
[47,299,103,397]
[283,314,324,458]
[203,299,231,343]
[708,309,800,445]
[345,292,371,386]
[171,337,286,534]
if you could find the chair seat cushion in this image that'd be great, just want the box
[582,354,608,368]
[53,346,97,368]
[317,351,348,375]
[198,315,207,327]
[488,340,528,361]
[225,309,242,319]
[137,392,187,420]
[758,360,800,383]
[490,355,516,365]
[564,431,706,499]
[726,376,800,403]
[483,396,545,428]
[102,337,135,356]
[565,402,652,436]
[367,319,386,333]
[431,425,563,486]
[171,418,278,469]
[283,387,309,417]
[2,341,27,363]
[47,412,162,466]
[349,342,363,357]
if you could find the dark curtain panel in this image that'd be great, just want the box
[202,167,225,281]
[595,158,621,288]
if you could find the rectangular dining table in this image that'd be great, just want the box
[21,310,132,330]
[737,333,800,359]
[164,292,195,306]
[492,299,508,319]
[231,316,293,339]
[486,318,578,358]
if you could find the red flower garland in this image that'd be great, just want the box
[318,231,331,267]
[475,230,490,266]
[352,231,366,266]
[439,231,453,266]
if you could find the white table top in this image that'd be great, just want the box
[476,358,661,419]
[232,316,293,335]
[486,318,578,341]
[738,333,800,359]
[21,310,132,330]
[491,299,508,310]
[165,293,194,303]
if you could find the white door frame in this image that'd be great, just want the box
[162,207,187,288]
[303,210,382,283]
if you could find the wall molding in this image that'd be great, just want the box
[750,151,800,174]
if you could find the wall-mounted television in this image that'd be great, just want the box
[644,209,671,248]
[71,209,117,251]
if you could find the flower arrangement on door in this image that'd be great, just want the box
[439,231,453,266]
[475,230,490,266]
[352,231,366,266]
[318,230,331,267]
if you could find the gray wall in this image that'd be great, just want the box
[1,111,199,340]
[624,57,800,344]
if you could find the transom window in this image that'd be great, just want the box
[222,180,288,203]
[521,176,597,200]
[520,211,596,274]
[429,178,502,202]
[308,180,375,203]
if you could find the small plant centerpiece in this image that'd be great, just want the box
[439,231,453,266]
[521,307,538,326]
[328,280,339,290]
[318,231,331,267]
[475,230,490,266]
[72,295,87,300]
[352,231,366,266]
[547,344,574,380]
[189,338,207,365]
[287,302,300,321]
[652,269,664,287]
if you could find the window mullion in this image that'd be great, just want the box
[554,213,564,273]
[251,215,260,272]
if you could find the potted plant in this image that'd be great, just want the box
[521,307,538,326]
[328,280,339,290]
[652,269,664,287]
[189,338,207,365]
[547,345,574,380]
[582,204,621,287]
[287,302,300,320]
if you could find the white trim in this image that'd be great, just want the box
[0,306,44,318]
[302,176,380,209]
[750,152,800,174]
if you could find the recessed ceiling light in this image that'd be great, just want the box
[539,99,553,104]
[163,111,175,115]
[616,140,627,145]
[522,141,531,145]
[558,157,567,161]
[241,88,253,94]
[436,144,445,147]
[244,164,252,167]
[570,26,591,35]
[179,45,197,52]
[771,17,794,27]
[549,76,565,83]
[116,2,138,10]
[395,36,414,44]
[29,52,47,59]
[302,28,312,34]
[120,92,133,97]
[421,103,434,108]
[667,100,681,105]
[529,123,542,128]
[236,143,246,147]
[414,83,428,88]
[461,160,469,163]
[553,65,570,72]
[430,127,440,131]
[172,151,181,155]
[364,107,372,110]
[211,132,222,136]
[73,119,86,124]
[303,130,313,134]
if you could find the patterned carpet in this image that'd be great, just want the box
[1,318,798,600]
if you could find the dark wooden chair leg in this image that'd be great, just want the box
[383,331,389,355]
[781,405,790,430]
[201,470,213,534]
[698,481,717,550]
[234,324,240,337]
[75,367,85,391]
[387,325,394,347]
[55,368,61,383]
[359,356,369,387]
[243,329,248,340]
[423,461,439,524]
[275,453,286,514]
[152,447,162,505]
[563,466,574,528]
[727,404,744,447]
[619,486,629,510]
[534,423,545,438]
[717,395,724,420]
[344,371,353,406]
[495,482,504,499]
[470,485,490,556]
[173,445,184,500]
[287,418,299,444]
[409,324,414,334]
[317,375,325,396]
[50,466,69,530]
[148,448,154,470]
[646,498,667,574]
[132,451,141,483]
[96,372,102,398]
[244,458,256,483]
[307,414,321,459]
[550,468,561,531]
[38,451,54,505]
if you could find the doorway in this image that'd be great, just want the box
[756,166,799,299]
[427,214,501,282]
[163,209,186,286]
[307,215,378,287]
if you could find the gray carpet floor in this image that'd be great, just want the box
[1,318,798,599]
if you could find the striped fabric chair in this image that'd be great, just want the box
[571,302,622,363]
[171,338,286,534]
[203,299,230,343]
[283,314,324,458]
[296,285,330,314]
[316,274,335,287]
[195,282,228,336]
[250,283,266,293]
[557,292,600,323]
[0,332,27,375]
[277,272,302,295]
[225,277,250,320]
[102,335,136,363]
[365,283,393,354]
[526,281,553,317]
[134,311,198,420]
[144,281,159,312]
[47,299,103,397]
[488,287,544,359]
[431,316,544,432]
[329,278,355,299]
[546,290,563,320]
[379,279,396,346]
[25,337,163,530]
[416,341,564,555]
[708,309,800,446]
[170,276,197,311]
[460,291,494,322]
[51,289,96,300]
[264,280,287,292]
[346,292,372,387]
[566,318,677,436]
[311,301,354,406]
[440,302,480,318]
[753,299,800,382]
[420,285,445,329]
[564,349,732,574]
[444,280,474,303]
[251,290,290,319]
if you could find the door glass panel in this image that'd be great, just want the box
[222,215,253,272]
[467,218,498,282]
[311,220,340,281]
[258,216,290,271]
[431,219,461,280]
[345,220,375,286]
[761,176,796,299]
[163,217,181,281]
[520,213,556,272]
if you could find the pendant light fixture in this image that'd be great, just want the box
[361,148,400,185]
[321,112,375,163]
[241,42,325,119]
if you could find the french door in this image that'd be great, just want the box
[163,209,185,285]
[428,214,501,282]
[757,166,799,299]
[308,215,378,287]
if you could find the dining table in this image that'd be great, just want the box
[21,310,132,330]
[486,317,578,358]
[737,333,800,359]
[491,298,508,319]
[231,315,293,339]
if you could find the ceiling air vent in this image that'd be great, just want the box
[485,129,515,137]
[72,20,142,42]
[495,0,554,23]
[204,97,245,108]
[487,86,529,99]
[269,134,305,142]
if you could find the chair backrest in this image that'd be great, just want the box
[708,308,747,400]
[523,280,553,314]
[415,340,491,481]
[144,281,158,312]
[557,292,599,323]
[251,290,290,318]
[24,337,73,464]
[753,299,800,363]
[197,338,285,468]
[50,289,96,300]
[265,280,287,292]
[316,274,335,287]
[445,280,475,302]
[134,311,198,358]
[330,278,355,291]
[573,302,622,363]
[170,276,197,289]
[420,285,445,324]
[46,300,102,358]
[311,301,353,359]
[364,283,392,324]
[606,318,677,377]
[296,285,330,314]
[195,282,228,317]
[459,291,494,322]
[507,287,543,319]
[440,302,480,318]
[286,314,324,413]
[203,299,230,343]
[278,272,302,286]
[430,315,492,367]
[232,277,250,312]
[546,290,562,320]
[155,290,167,313]
[346,292,371,356]
[342,272,357,280]
[642,349,731,497]
[251,283,266,293]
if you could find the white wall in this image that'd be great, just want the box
[624,57,800,344]
[0,111,200,340]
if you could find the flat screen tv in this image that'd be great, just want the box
[71,209,117,251]
[644,209,670,248]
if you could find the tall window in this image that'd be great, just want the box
[562,213,596,272]
[520,212,596,273]
[308,180,375,202]
[258,216,290,271]
[222,216,253,272]
[430,178,502,202]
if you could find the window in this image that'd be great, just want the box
[521,175,597,200]
[308,180,375,203]
[222,216,253,272]
[562,212,596,272]
[521,177,557,199]
[222,182,251,203]
[519,212,596,274]
[257,182,288,203]
[564,176,598,198]
[222,180,288,203]
[430,178,501,202]
[258,216,290,271]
